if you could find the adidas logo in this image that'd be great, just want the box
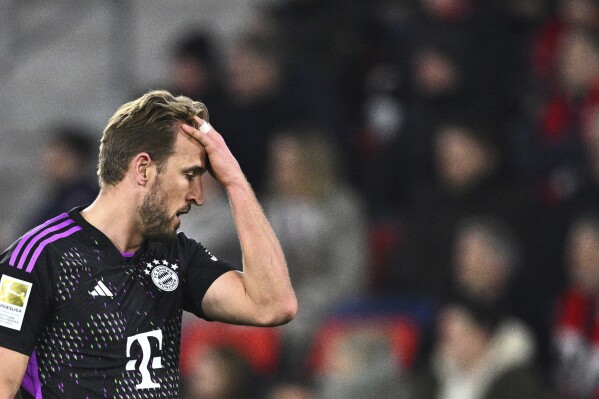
[90,281,114,297]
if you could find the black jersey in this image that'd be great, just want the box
[0,207,235,398]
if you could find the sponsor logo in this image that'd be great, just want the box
[126,329,163,389]
[0,275,32,330]
[145,259,179,291]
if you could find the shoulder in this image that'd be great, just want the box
[4,212,83,273]
[146,232,213,263]
[173,232,208,256]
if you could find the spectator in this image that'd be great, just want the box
[168,30,225,111]
[383,117,539,300]
[263,128,368,377]
[210,30,346,195]
[532,0,599,87]
[450,216,554,372]
[553,212,599,398]
[560,83,599,218]
[510,27,599,309]
[204,32,288,194]
[519,26,599,206]
[373,0,522,212]
[412,295,546,399]
[545,90,599,306]
[451,217,521,310]
[25,125,98,231]
[256,0,408,206]
[256,0,387,123]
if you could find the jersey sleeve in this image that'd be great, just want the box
[0,241,54,356]
[178,234,237,319]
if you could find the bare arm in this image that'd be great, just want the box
[181,119,297,326]
[0,346,29,399]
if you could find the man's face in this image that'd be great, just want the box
[435,128,493,190]
[454,231,508,298]
[568,223,599,292]
[140,129,207,241]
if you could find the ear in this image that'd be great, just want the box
[132,152,155,185]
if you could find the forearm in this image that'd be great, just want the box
[181,118,296,325]
[0,348,27,399]
[226,179,297,324]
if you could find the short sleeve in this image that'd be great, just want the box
[178,234,236,319]
[0,241,53,356]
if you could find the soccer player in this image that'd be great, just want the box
[0,90,297,398]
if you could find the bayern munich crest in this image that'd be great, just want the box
[145,259,179,291]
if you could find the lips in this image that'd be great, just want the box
[176,208,191,217]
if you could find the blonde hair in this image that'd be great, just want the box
[269,128,340,199]
[98,89,208,187]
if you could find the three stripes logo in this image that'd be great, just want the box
[8,213,82,273]
[90,280,114,297]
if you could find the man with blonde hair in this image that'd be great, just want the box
[0,90,297,398]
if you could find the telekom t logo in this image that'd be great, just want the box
[126,329,163,389]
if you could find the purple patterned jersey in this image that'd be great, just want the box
[0,207,234,398]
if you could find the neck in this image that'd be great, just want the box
[81,185,145,253]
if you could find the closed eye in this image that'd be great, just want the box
[183,166,206,180]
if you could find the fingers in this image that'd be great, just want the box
[181,117,218,143]
[199,121,212,134]
[181,123,207,146]
[194,116,213,134]
[180,123,199,136]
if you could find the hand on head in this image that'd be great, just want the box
[181,118,245,189]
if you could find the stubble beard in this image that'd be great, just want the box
[140,176,178,242]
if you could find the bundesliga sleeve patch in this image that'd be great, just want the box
[0,275,33,330]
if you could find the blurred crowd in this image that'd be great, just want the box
[8,0,599,397]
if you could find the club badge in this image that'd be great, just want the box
[145,259,179,292]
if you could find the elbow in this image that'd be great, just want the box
[260,295,298,327]
[281,295,298,324]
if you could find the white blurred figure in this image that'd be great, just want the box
[413,296,546,399]
[263,128,368,376]
[316,328,404,399]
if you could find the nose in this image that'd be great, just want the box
[187,178,204,206]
